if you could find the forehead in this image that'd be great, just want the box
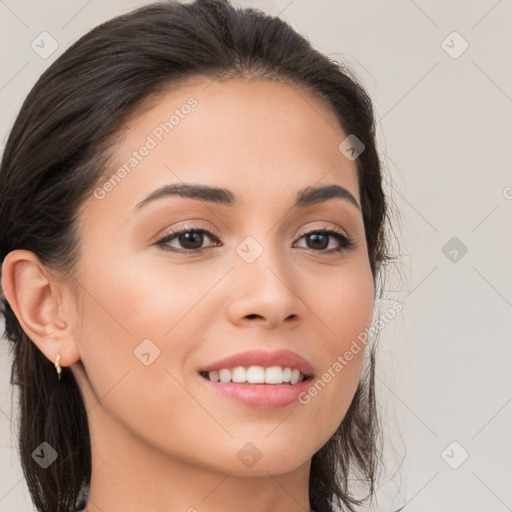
[87,78,360,220]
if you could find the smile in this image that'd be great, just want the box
[199,365,307,385]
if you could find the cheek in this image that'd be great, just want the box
[331,262,374,369]
[298,260,374,432]
[313,259,375,349]
[72,251,212,403]
[76,251,193,339]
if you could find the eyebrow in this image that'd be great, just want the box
[134,183,360,211]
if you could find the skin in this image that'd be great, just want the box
[2,78,375,512]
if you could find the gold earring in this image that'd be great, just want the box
[55,352,62,381]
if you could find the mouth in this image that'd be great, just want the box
[198,348,314,384]
[199,365,312,385]
[197,349,315,408]
[198,366,314,409]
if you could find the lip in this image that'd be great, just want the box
[197,349,315,409]
[200,378,313,409]
[198,349,314,377]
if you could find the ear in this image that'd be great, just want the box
[1,249,81,370]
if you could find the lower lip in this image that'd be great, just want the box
[199,375,313,409]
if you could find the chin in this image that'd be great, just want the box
[229,457,310,477]
[228,443,313,477]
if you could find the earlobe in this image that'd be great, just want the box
[1,249,79,369]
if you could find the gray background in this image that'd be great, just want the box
[1,1,511,511]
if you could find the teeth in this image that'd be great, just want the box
[232,366,247,383]
[219,369,231,383]
[290,369,301,385]
[205,365,306,384]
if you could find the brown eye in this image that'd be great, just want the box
[295,229,354,254]
[156,227,219,253]
[174,231,206,250]
[155,225,354,255]
[305,232,329,250]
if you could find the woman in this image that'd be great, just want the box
[0,1,398,511]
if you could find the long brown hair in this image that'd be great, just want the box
[0,1,397,511]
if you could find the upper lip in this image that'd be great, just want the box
[198,349,314,378]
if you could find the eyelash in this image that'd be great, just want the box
[155,222,354,255]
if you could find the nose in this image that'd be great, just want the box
[224,241,306,329]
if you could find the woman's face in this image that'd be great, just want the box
[69,78,375,476]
